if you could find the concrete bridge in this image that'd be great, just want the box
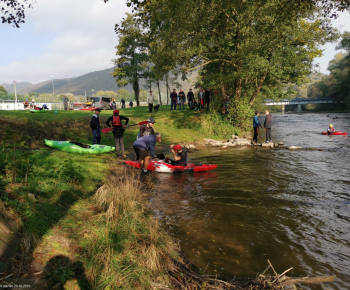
[263,97,335,113]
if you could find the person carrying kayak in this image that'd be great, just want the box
[165,144,187,166]
[253,111,262,144]
[90,108,101,144]
[327,124,336,134]
[133,133,162,175]
[106,109,129,157]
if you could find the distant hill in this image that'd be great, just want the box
[1,68,144,95]
[1,67,199,97]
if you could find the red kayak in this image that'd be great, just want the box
[79,107,98,111]
[125,160,217,173]
[322,132,347,136]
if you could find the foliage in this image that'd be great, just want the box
[0,85,7,99]
[95,90,118,100]
[112,13,150,107]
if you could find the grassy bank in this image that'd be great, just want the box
[0,107,240,289]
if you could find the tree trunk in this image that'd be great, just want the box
[165,73,170,105]
[248,71,268,107]
[133,80,140,106]
[234,79,242,101]
[157,80,162,105]
[221,86,227,114]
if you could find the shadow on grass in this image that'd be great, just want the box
[0,150,97,288]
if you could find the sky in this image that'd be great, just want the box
[0,2,350,85]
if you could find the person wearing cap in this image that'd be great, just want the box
[166,144,187,166]
[147,91,154,113]
[187,89,194,109]
[106,109,129,157]
[137,118,156,139]
[133,133,162,175]
[327,124,336,134]
[90,108,101,144]
[252,111,262,144]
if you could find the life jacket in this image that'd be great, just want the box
[112,115,121,127]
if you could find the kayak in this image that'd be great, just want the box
[125,160,217,173]
[30,109,48,113]
[79,107,98,111]
[322,132,347,135]
[44,140,115,154]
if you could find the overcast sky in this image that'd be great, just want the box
[0,2,349,85]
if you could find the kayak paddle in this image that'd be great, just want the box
[102,120,148,133]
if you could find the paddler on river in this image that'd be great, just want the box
[165,144,187,166]
[327,124,336,134]
[133,133,162,176]
[106,109,129,158]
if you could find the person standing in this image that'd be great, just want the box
[137,118,156,139]
[253,111,262,144]
[198,89,205,111]
[133,133,162,175]
[129,101,133,107]
[264,110,272,143]
[23,98,29,109]
[121,98,126,108]
[205,89,211,113]
[187,89,194,109]
[178,89,186,110]
[147,91,154,113]
[90,108,101,145]
[112,99,117,110]
[63,95,69,110]
[170,89,177,110]
[106,109,129,157]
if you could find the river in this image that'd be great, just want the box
[151,113,350,289]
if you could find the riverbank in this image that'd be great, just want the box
[0,109,338,289]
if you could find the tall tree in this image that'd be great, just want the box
[111,13,149,106]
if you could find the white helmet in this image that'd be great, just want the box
[32,99,35,102]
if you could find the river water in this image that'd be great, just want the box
[151,113,350,289]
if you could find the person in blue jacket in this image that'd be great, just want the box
[133,133,162,175]
[90,108,101,144]
[253,111,262,144]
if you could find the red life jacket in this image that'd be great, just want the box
[112,116,121,127]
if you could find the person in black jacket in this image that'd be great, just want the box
[205,88,211,113]
[106,109,129,157]
[90,108,101,144]
[264,110,272,143]
[187,89,194,109]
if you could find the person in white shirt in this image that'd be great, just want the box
[147,91,154,112]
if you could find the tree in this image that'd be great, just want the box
[0,85,7,99]
[112,13,150,106]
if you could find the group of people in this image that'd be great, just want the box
[89,107,186,176]
[23,99,48,110]
[252,110,273,144]
[169,88,212,113]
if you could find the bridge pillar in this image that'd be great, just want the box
[282,105,285,114]
[296,104,302,113]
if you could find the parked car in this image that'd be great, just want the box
[84,97,112,109]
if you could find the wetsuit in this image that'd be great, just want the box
[166,151,187,166]
[106,114,129,155]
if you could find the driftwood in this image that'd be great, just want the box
[151,256,337,290]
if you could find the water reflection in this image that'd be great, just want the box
[151,113,350,289]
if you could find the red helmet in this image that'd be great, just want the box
[113,109,119,114]
[173,144,182,152]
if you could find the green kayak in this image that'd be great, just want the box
[30,109,48,113]
[44,140,115,154]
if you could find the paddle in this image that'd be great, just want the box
[102,121,148,133]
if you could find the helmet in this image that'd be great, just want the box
[329,124,333,127]
[113,109,119,114]
[32,99,35,102]
[148,117,156,124]
[173,144,182,152]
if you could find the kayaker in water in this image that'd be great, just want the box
[253,111,262,144]
[133,133,162,175]
[90,108,101,144]
[264,110,272,143]
[106,109,129,158]
[327,124,336,134]
[165,144,187,166]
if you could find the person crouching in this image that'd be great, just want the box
[106,109,129,157]
[133,133,162,175]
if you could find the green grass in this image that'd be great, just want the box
[0,106,241,289]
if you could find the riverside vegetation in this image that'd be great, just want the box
[0,108,336,289]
